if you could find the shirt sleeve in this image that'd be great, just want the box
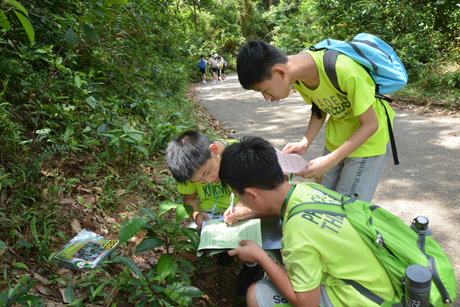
[177,181,197,195]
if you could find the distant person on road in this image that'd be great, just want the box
[165,130,266,301]
[219,53,227,81]
[199,55,207,84]
[236,40,396,203]
[217,56,223,82]
[209,54,219,83]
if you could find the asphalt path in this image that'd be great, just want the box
[195,74,460,304]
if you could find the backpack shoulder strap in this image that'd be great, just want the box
[323,49,346,94]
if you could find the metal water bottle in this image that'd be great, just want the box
[403,264,432,307]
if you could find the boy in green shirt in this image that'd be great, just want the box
[165,130,265,300]
[219,136,399,307]
[236,40,395,203]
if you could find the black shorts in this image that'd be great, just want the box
[200,67,206,74]
[211,67,217,73]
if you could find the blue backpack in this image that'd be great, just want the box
[309,33,408,165]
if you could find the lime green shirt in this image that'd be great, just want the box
[292,49,395,157]
[177,139,239,211]
[281,183,396,306]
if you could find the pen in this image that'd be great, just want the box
[229,192,234,226]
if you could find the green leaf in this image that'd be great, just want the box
[0,240,7,249]
[74,75,81,88]
[128,133,142,143]
[82,22,99,42]
[159,200,178,216]
[64,287,75,304]
[12,262,28,270]
[5,0,28,17]
[55,57,63,65]
[35,49,47,53]
[104,0,129,7]
[119,217,150,243]
[174,286,204,298]
[0,12,11,31]
[157,254,174,279]
[12,10,34,43]
[92,282,106,298]
[113,256,144,279]
[16,294,42,302]
[175,204,192,223]
[134,237,165,254]
[65,28,78,47]
[128,277,143,287]
[99,150,109,159]
[86,96,97,109]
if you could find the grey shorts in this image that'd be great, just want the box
[322,142,390,203]
[254,280,333,307]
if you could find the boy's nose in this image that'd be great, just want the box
[262,92,272,101]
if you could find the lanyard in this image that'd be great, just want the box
[208,183,222,216]
[280,184,295,222]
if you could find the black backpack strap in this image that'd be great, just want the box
[381,100,399,165]
[323,49,344,94]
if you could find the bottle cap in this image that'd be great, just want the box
[413,216,429,230]
[405,265,432,294]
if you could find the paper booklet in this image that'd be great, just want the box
[197,215,282,256]
[197,215,262,256]
[275,148,308,174]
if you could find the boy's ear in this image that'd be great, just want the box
[243,187,260,203]
[209,143,219,155]
[273,66,286,79]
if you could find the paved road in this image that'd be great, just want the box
[195,74,460,304]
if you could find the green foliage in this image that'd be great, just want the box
[0,276,43,307]
[115,203,202,306]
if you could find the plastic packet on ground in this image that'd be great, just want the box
[54,229,119,270]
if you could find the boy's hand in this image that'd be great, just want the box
[282,141,308,156]
[228,240,264,264]
[194,211,210,229]
[296,155,334,179]
[223,203,253,224]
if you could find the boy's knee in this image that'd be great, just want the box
[246,282,259,307]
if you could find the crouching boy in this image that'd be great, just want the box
[165,130,265,300]
[219,136,399,307]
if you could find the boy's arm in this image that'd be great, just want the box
[282,109,327,156]
[223,201,277,224]
[299,105,378,179]
[229,240,321,307]
[184,193,209,229]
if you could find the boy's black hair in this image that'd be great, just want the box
[165,130,213,183]
[200,54,204,58]
[219,136,285,195]
[207,54,212,57]
[237,40,288,90]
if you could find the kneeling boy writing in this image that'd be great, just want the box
[219,136,398,307]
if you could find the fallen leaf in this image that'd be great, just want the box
[450,133,457,137]
[115,189,125,196]
[105,217,117,224]
[83,218,96,230]
[58,287,69,303]
[70,218,82,236]
[35,282,59,298]
[91,187,103,194]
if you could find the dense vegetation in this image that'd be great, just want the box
[0,0,459,306]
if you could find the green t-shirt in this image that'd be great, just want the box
[281,183,396,306]
[292,49,395,157]
[177,139,239,211]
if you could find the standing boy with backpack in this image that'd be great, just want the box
[237,39,396,203]
[199,55,207,83]
[219,136,400,307]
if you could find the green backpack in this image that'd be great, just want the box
[286,183,456,307]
